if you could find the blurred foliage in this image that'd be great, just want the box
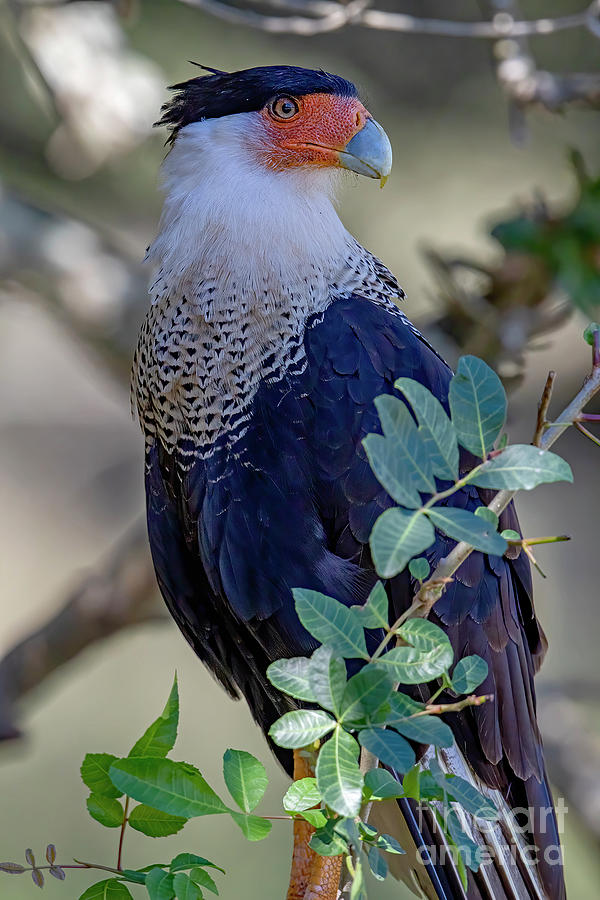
[492,152,600,318]
[427,154,600,387]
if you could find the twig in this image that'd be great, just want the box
[117,796,130,871]
[0,524,165,742]
[533,370,556,446]
[575,421,600,447]
[413,694,494,718]
[178,0,370,35]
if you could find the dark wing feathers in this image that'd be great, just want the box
[145,294,562,897]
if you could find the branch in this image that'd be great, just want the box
[0,524,166,742]
[178,0,600,41]
[401,346,600,625]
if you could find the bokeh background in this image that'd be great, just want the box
[1,1,600,897]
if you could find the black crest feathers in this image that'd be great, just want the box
[156,64,357,143]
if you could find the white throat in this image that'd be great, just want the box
[147,115,351,310]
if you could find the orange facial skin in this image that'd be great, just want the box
[258,93,370,171]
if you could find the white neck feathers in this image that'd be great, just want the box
[147,115,351,307]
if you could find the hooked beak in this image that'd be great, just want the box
[337,117,392,184]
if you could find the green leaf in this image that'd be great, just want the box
[86,794,123,828]
[118,869,151,885]
[374,395,437,493]
[309,822,348,857]
[293,589,368,659]
[474,506,498,527]
[584,322,600,346]
[299,809,327,828]
[408,557,430,581]
[334,817,361,850]
[358,728,415,773]
[393,715,454,748]
[374,620,453,684]
[350,858,367,900]
[501,528,521,541]
[269,709,335,750]
[170,855,224,874]
[190,868,219,896]
[449,356,507,458]
[78,880,133,900]
[367,846,388,881]
[370,508,435,579]
[467,445,573,491]
[375,646,451,684]
[309,645,347,715]
[363,768,403,801]
[358,821,378,840]
[432,771,498,820]
[363,433,423,508]
[223,750,267,813]
[425,506,507,556]
[145,869,175,900]
[266,657,316,703]
[315,727,363,817]
[395,378,459,481]
[80,753,123,799]
[172,873,201,900]
[402,765,420,801]
[129,675,179,759]
[128,804,187,837]
[385,692,425,722]
[229,812,272,841]
[109,758,228,819]
[339,668,394,726]
[376,833,405,855]
[451,656,489,694]
[351,581,389,630]
[445,808,481,872]
[283,777,321,813]
[398,617,450,653]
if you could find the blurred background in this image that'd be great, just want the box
[1,1,600,897]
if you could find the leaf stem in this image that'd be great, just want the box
[117,796,130,871]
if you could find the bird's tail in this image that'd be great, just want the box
[369,745,565,899]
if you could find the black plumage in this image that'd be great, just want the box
[157,65,357,142]
[145,295,564,898]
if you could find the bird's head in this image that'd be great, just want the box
[157,64,392,186]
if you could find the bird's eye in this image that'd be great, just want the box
[269,96,300,120]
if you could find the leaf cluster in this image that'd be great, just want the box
[267,585,496,896]
[364,356,572,578]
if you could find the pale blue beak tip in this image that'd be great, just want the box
[339,118,393,180]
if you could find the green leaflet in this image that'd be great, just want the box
[370,508,435,578]
[269,709,335,750]
[315,727,363,817]
[223,750,267,813]
[129,674,179,759]
[449,356,506,458]
[395,377,459,481]
[108,758,227,819]
[293,589,368,659]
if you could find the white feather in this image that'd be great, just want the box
[147,113,351,308]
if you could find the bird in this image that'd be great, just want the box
[132,64,565,900]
